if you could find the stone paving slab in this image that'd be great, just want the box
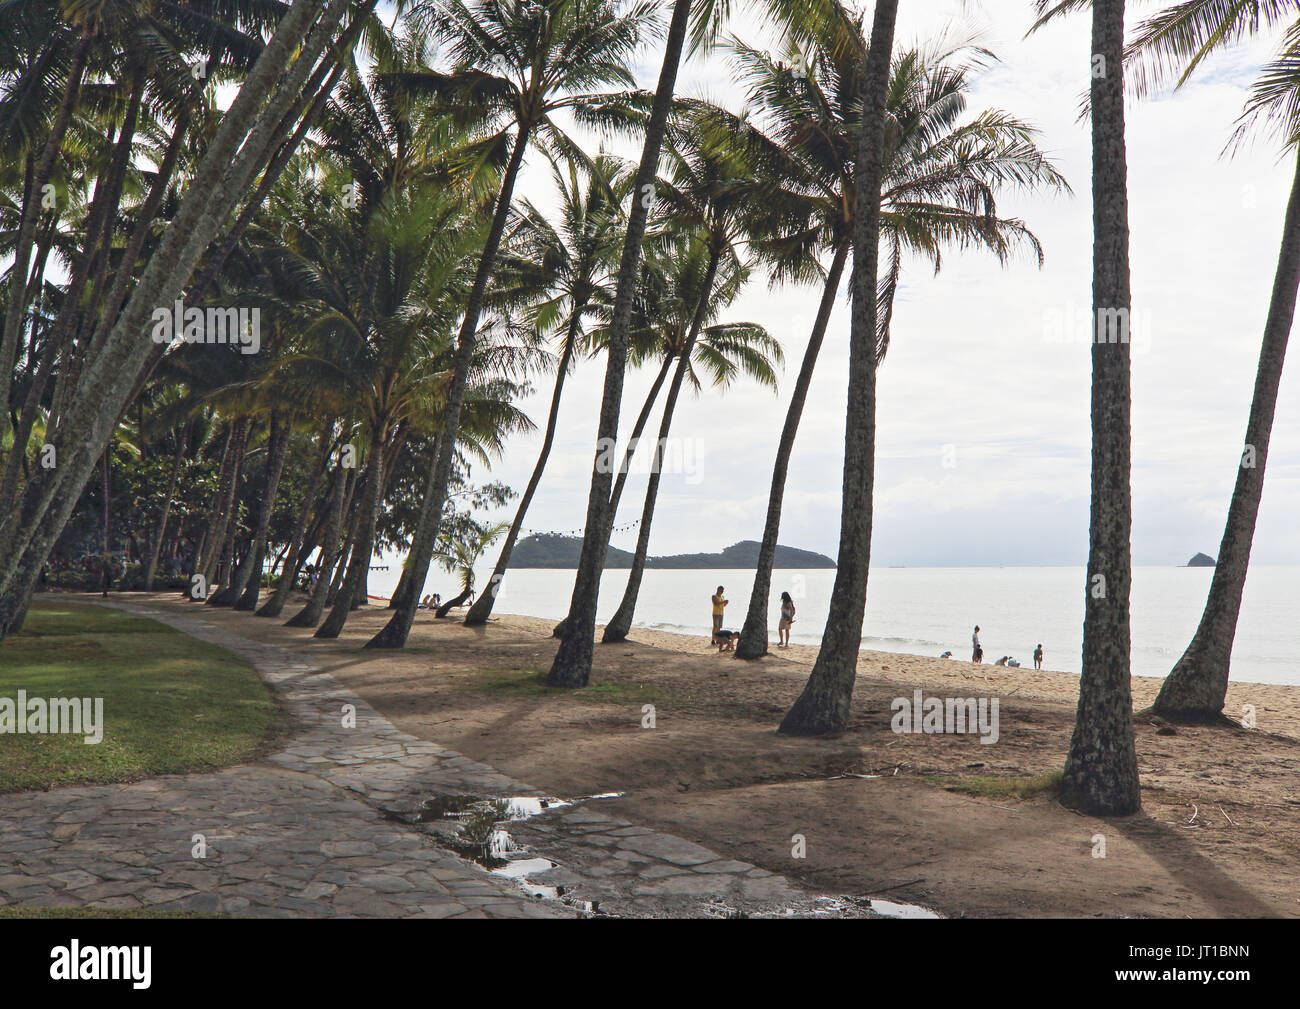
[0,601,888,919]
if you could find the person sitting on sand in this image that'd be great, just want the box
[1033,643,1043,670]
[940,651,953,659]
[711,586,728,641]
[778,591,796,647]
[714,629,740,653]
[994,655,1010,667]
[419,594,433,609]
[972,626,983,663]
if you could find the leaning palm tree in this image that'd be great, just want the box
[1029,0,1142,813]
[1120,1,1300,720]
[464,151,632,626]
[777,0,898,735]
[601,237,782,641]
[432,520,509,616]
[730,27,1069,659]
[366,0,658,649]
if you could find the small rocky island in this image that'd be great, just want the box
[513,535,836,569]
[1186,552,1216,568]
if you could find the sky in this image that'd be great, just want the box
[456,0,1300,568]
[25,1,1293,569]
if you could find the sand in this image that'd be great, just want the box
[106,594,1300,917]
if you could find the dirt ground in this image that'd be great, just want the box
[116,593,1300,918]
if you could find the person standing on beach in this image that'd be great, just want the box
[1033,643,1043,670]
[778,591,796,647]
[712,586,728,641]
[972,625,983,663]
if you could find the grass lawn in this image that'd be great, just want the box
[0,600,278,793]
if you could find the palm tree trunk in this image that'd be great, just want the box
[603,251,723,642]
[258,429,333,617]
[195,419,243,591]
[778,0,898,735]
[385,436,440,613]
[144,421,190,590]
[1153,159,1300,719]
[546,0,694,686]
[465,313,583,626]
[316,434,383,638]
[436,587,472,618]
[0,33,91,430]
[234,412,292,610]
[737,240,850,659]
[286,465,347,627]
[99,449,111,596]
[365,119,536,650]
[608,355,676,520]
[0,73,150,509]
[549,338,675,640]
[204,418,251,599]
[1060,0,1141,815]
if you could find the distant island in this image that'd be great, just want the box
[1187,552,1216,568]
[512,535,836,569]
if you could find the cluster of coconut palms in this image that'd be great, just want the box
[2,0,1295,816]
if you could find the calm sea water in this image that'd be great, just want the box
[366,563,1299,687]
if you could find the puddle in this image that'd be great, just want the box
[493,856,556,879]
[707,894,941,920]
[413,790,622,914]
[410,788,937,919]
[503,796,570,819]
[869,898,941,919]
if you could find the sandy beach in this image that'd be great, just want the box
[117,594,1300,918]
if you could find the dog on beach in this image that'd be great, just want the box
[713,629,740,652]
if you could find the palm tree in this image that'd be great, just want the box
[367,0,659,650]
[602,236,782,642]
[252,154,530,637]
[1122,1,1300,720]
[432,520,509,616]
[731,28,1068,658]
[777,0,898,735]
[464,152,632,625]
[545,0,720,687]
[1028,0,1142,813]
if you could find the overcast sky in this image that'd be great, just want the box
[452,0,1299,568]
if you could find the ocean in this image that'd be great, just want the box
[365,563,1300,687]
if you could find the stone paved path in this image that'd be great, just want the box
[0,601,877,918]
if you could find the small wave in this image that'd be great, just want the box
[862,635,947,649]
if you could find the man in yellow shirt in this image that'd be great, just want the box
[711,586,728,641]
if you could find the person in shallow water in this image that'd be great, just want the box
[778,591,796,647]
